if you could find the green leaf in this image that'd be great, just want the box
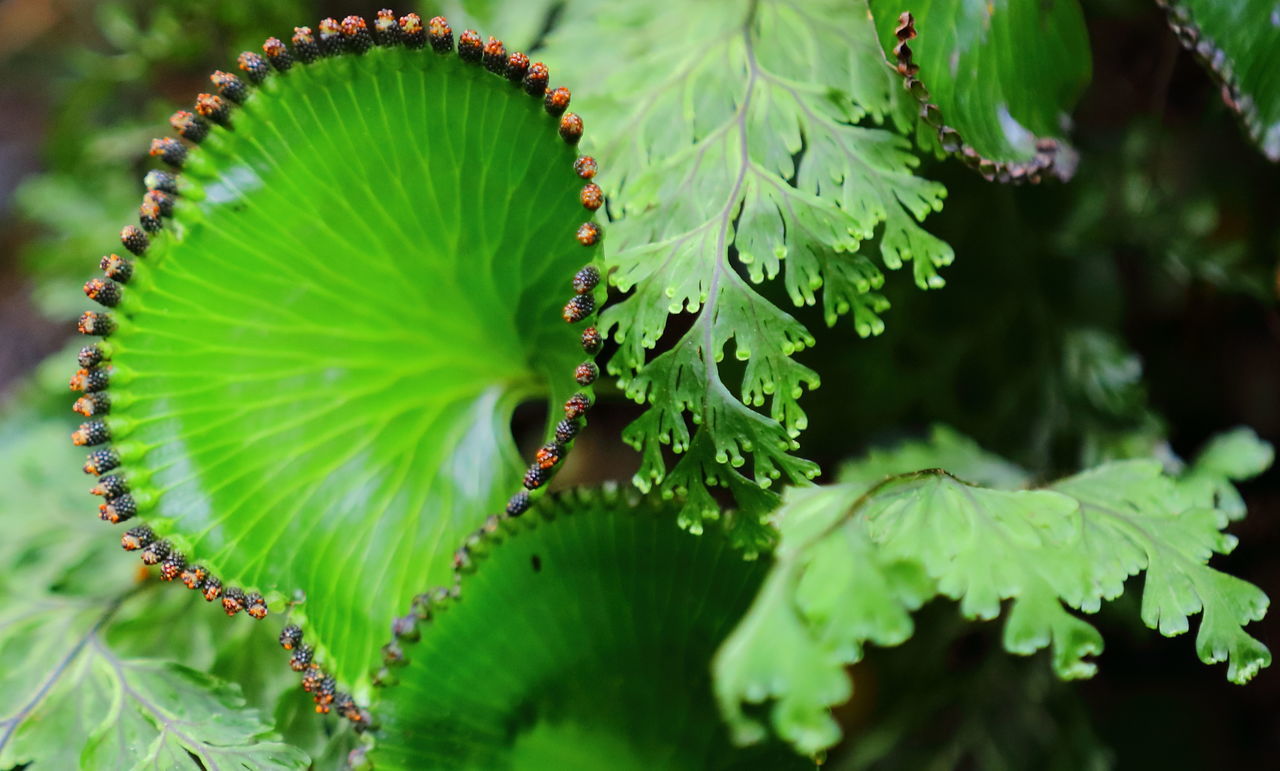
[840,424,1032,490]
[868,0,1092,178]
[0,595,307,771]
[97,585,357,766]
[1180,426,1275,520]
[370,487,809,770]
[1051,461,1271,684]
[75,31,601,693]
[1191,426,1275,479]
[1157,0,1280,161]
[536,0,952,527]
[714,428,1270,755]
[0,368,317,768]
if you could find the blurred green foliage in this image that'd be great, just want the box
[6,0,309,316]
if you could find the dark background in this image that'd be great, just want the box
[0,0,1276,767]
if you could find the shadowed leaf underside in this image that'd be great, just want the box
[371,488,810,770]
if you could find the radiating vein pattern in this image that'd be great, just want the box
[371,489,809,771]
[82,41,594,691]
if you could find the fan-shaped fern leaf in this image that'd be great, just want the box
[68,11,602,713]
[370,487,809,770]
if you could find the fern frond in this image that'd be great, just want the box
[539,0,953,529]
[714,426,1272,754]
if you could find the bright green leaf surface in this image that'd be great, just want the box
[536,0,953,529]
[371,488,810,770]
[1180,426,1276,520]
[714,427,1271,754]
[1158,0,1280,160]
[91,46,598,693]
[868,0,1092,169]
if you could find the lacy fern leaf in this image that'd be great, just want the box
[0,598,307,770]
[539,0,953,534]
[714,426,1272,755]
